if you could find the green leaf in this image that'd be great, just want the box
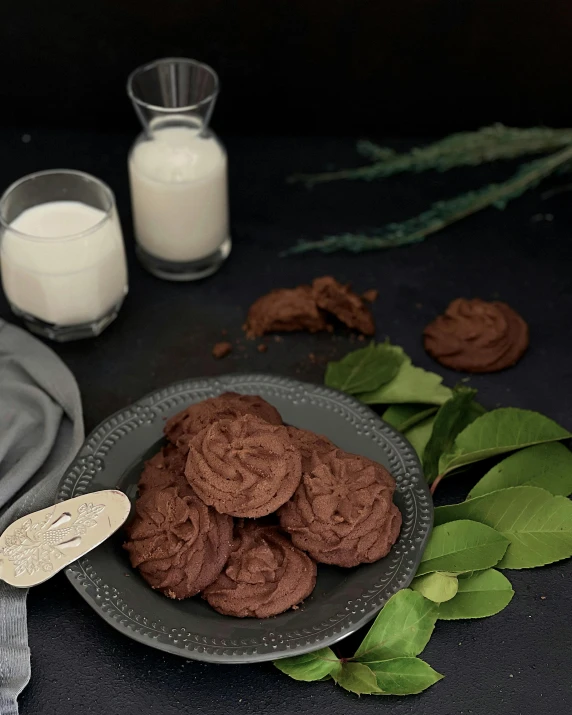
[382,404,438,432]
[368,657,443,695]
[423,387,480,482]
[438,408,571,477]
[404,416,436,460]
[332,663,383,695]
[438,569,514,620]
[433,486,572,569]
[273,647,341,681]
[468,442,572,499]
[411,572,459,603]
[324,342,405,395]
[354,589,438,661]
[416,520,509,576]
[359,362,452,406]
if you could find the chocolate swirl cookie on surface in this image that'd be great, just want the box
[165,392,282,455]
[124,484,233,600]
[424,298,529,373]
[278,449,401,567]
[186,414,303,518]
[137,444,188,495]
[202,521,317,618]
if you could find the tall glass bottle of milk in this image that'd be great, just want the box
[127,58,231,281]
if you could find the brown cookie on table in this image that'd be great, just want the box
[285,426,336,472]
[124,484,233,600]
[278,449,401,567]
[244,286,329,338]
[202,521,317,618]
[312,276,375,336]
[137,444,188,495]
[164,392,282,455]
[186,414,302,518]
[423,298,529,373]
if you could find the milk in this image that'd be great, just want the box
[129,126,229,262]
[1,201,128,326]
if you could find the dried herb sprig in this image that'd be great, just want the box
[283,144,572,256]
[291,124,572,186]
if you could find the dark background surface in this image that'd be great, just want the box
[0,128,571,714]
[2,1,572,133]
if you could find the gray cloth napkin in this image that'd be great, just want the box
[0,319,84,715]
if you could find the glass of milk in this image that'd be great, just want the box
[127,57,231,281]
[0,170,128,341]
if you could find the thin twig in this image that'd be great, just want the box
[283,144,572,256]
[430,474,444,495]
[290,125,572,186]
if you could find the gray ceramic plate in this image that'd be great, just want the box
[57,374,432,664]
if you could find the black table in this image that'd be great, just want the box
[1,129,571,715]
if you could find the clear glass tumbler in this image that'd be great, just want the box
[127,57,231,281]
[0,170,128,341]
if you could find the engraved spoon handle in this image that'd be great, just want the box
[0,490,131,588]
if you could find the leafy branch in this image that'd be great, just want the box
[274,341,572,695]
[283,144,572,256]
[275,590,442,695]
[290,124,572,185]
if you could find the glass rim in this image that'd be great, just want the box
[0,169,115,242]
[126,57,220,114]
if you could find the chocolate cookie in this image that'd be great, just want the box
[424,298,529,373]
[202,521,317,618]
[165,392,282,454]
[186,414,302,518]
[124,484,233,599]
[137,444,188,495]
[286,426,336,472]
[278,449,401,567]
[312,276,375,336]
[244,286,329,338]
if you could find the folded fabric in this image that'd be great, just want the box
[0,320,84,715]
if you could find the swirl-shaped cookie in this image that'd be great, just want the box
[202,521,317,617]
[165,392,282,455]
[137,444,188,495]
[423,298,529,373]
[286,426,336,472]
[278,449,401,567]
[186,415,302,518]
[124,485,233,599]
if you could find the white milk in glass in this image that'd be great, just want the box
[129,125,229,262]
[1,201,128,326]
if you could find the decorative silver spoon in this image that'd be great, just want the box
[0,490,131,588]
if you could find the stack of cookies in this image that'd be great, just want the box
[124,392,402,618]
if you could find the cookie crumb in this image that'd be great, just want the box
[362,289,378,303]
[212,342,233,359]
[357,334,366,342]
[274,335,284,343]
[257,344,268,353]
